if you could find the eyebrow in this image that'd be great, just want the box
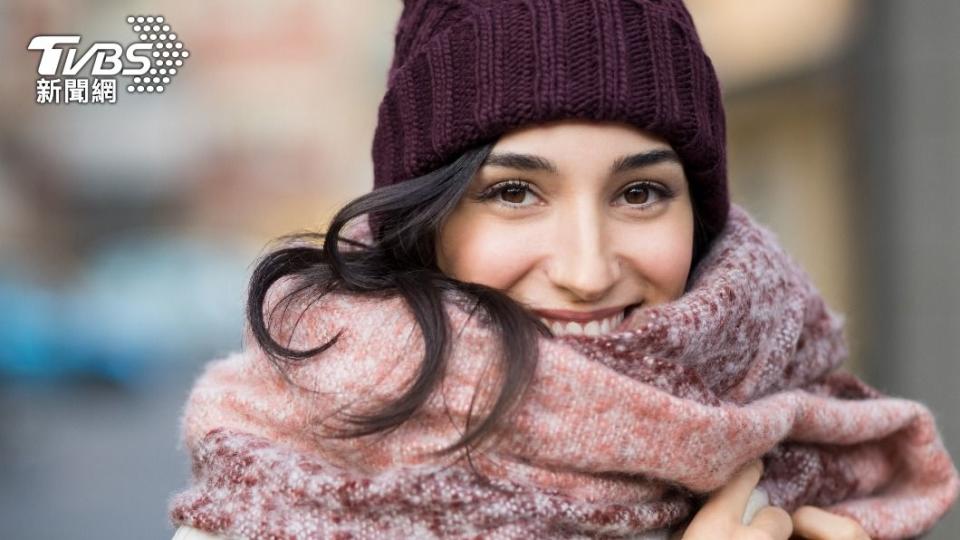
[481,148,681,175]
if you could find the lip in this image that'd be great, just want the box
[532,303,639,322]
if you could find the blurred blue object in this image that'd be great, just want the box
[0,233,251,386]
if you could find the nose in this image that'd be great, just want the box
[545,205,621,302]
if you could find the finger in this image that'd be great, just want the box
[792,506,871,540]
[748,505,793,540]
[698,459,763,523]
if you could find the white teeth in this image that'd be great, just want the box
[565,321,583,335]
[539,309,629,337]
[584,321,600,336]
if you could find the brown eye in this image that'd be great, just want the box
[623,184,651,204]
[475,179,541,209]
[500,185,528,204]
[616,181,673,210]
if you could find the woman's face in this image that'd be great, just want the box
[436,119,694,337]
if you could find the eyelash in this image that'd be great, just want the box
[473,179,676,211]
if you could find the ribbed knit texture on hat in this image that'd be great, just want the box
[371,0,729,239]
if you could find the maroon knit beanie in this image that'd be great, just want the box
[371,0,729,240]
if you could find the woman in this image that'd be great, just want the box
[169,1,959,538]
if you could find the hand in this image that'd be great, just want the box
[790,506,871,539]
[670,459,793,540]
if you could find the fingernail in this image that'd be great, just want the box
[740,486,771,525]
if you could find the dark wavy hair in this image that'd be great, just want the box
[246,139,712,461]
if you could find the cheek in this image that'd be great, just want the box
[618,217,694,301]
[437,215,539,289]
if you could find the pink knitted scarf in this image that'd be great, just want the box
[168,205,959,539]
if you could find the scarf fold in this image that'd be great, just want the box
[168,204,959,539]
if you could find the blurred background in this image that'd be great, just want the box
[1,0,958,538]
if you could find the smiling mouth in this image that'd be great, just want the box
[534,303,642,337]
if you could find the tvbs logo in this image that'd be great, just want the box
[27,15,189,104]
[28,35,152,77]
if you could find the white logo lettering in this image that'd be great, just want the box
[27,36,81,75]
